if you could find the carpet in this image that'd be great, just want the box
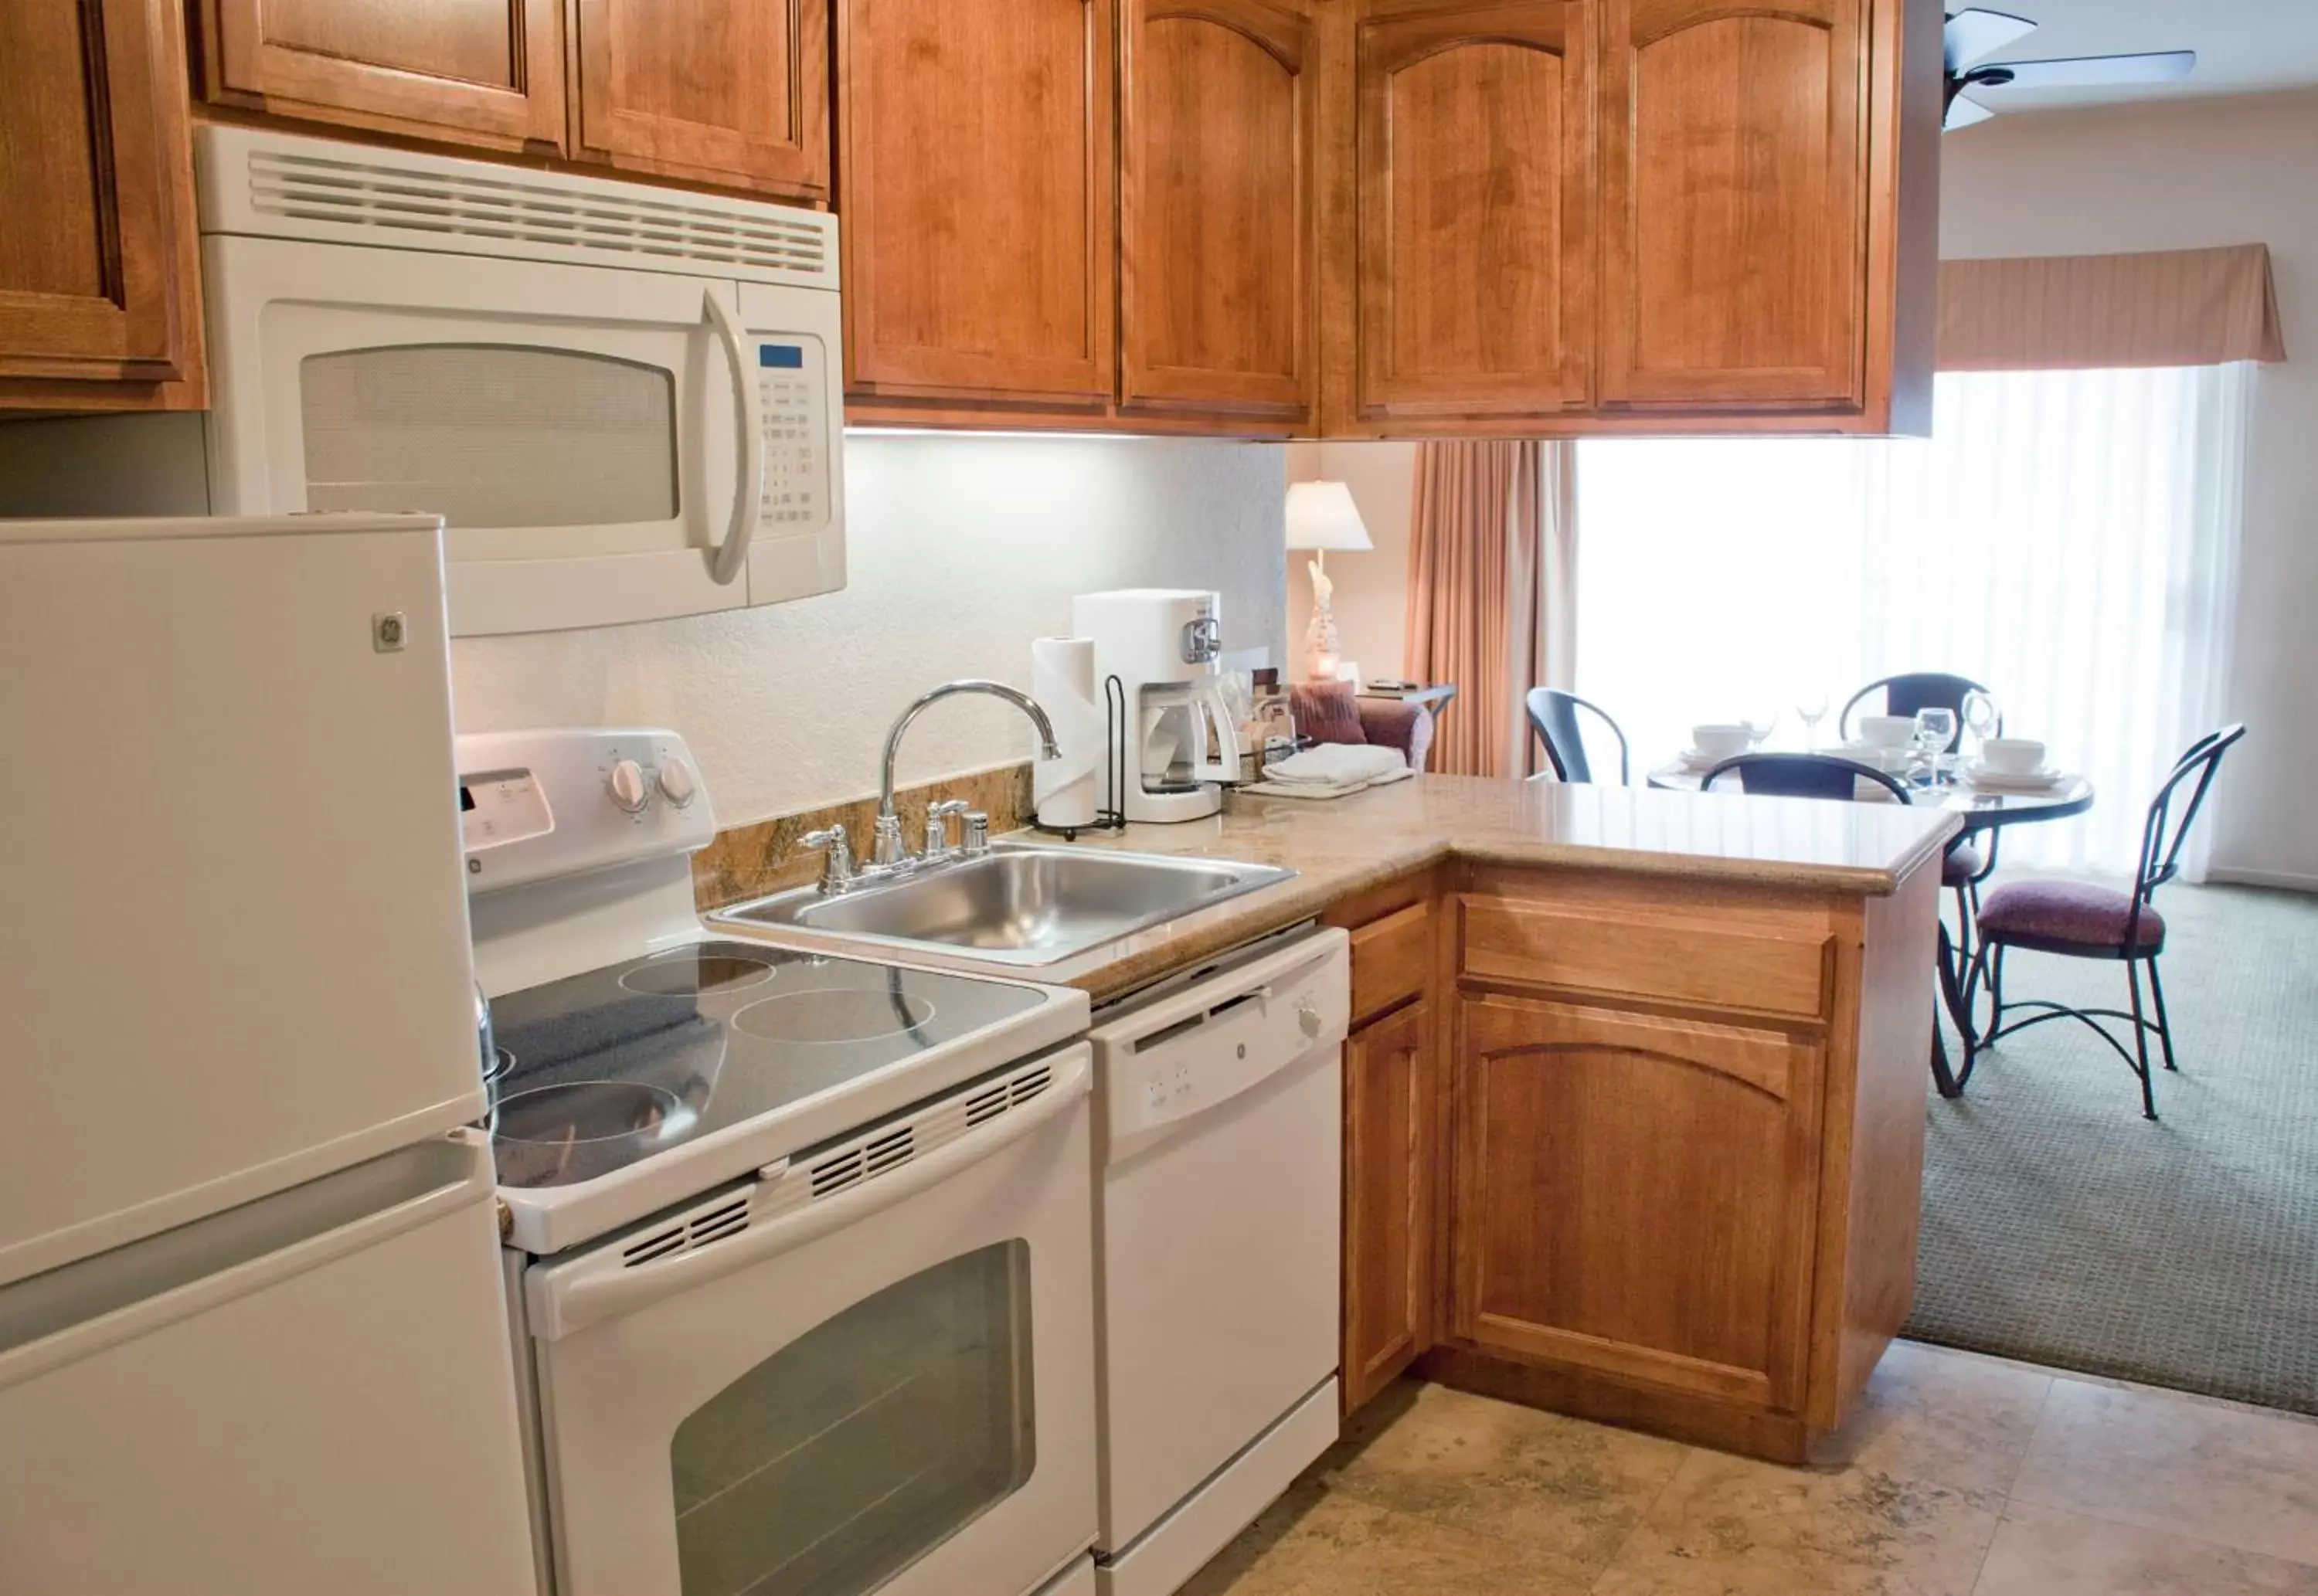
[1905,875,2318,1415]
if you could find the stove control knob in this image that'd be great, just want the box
[657,756,698,809]
[1297,1000,1323,1040]
[607,758,650,813]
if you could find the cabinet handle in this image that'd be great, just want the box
[703,288,763,587]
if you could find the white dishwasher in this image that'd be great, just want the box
[1086,927,1348,1596]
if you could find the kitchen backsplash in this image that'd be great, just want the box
[450,433,1287,827]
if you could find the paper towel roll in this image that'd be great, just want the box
[1031,636,1104,827]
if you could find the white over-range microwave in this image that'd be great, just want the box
[0,127,845,636]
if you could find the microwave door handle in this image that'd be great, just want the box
[702,288,763,587]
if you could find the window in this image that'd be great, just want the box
[1575,365,2254,875]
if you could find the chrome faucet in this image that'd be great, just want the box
[871,679,1062,871]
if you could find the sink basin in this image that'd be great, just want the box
[715,844,1295,966]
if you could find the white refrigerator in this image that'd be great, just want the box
[0,514,538,1595]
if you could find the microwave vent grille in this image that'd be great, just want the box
[240,149,832,280]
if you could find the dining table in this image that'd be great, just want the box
[1648,752,2095,1098]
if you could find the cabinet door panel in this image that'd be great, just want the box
[573,0,830,201]
[1601,0,1864,407]
[838,0,1115,405]
[1354,0,1593,421]
[1450,993,1822,1412]
[0,0,195,389]
[199,0,564,150]
[1120,0,1316,420]
[1343,998,1437,1416]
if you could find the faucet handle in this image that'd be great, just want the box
[925,799,971,857]
[798,825,854,892]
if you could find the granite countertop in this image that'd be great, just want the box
[714,774,1961,1002]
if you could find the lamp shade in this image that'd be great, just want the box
[1284,480,1373,552]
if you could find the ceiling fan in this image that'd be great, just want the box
[1944,8,2196,131]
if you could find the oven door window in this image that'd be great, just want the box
[668,1240,1035,1596]
[299,345,680,535]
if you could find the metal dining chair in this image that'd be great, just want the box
[1526,688,1629,784]
[1698,752,1912,804]
[1838,671,1993,751]
[1964,725,2247,1119]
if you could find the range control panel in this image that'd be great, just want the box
[755,334,831,531]
[456,727,715,895]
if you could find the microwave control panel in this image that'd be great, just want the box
[754,335,831,531]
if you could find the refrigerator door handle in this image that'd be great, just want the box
[0,1132,493,1391]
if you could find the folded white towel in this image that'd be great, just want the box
[1263,743,1405,786]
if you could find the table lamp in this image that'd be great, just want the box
[1285,480,1372,681]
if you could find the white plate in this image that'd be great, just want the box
[1965,762,2065,791]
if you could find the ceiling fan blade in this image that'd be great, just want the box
[1943,93,1997,131]
[1972,49,2197,91]
[1944,8,2038,73]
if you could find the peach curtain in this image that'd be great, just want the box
[1939,244,2286,372]
[1403,440,1575,778]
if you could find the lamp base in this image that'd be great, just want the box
[1303,599,1341,683]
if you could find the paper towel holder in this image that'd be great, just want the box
[1030,673,1130,840]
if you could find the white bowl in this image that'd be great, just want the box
[1858,715,1917,750]
[1980,737,2046,774]
[1691,723,1752,760]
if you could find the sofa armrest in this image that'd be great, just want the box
[1358,700,1434,771]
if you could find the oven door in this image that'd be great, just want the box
[201,233,841,637]
[525,1047,1096,1596]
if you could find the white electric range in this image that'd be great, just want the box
[462,728,1098,1596]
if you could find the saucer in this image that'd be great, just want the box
[1966,761,2064,792]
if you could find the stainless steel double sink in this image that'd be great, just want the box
[714,841,1294,966]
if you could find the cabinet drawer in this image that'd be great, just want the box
[1460,897,1830,1020]
[1350,901,1433,1024]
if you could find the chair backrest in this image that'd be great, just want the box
[1526,688,1629,784]
[2135,724,2247,903]
[1699,752,1913,806]
[1839,672,1992,750]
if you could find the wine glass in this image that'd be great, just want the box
[1913,708,1958,790]
[1795,689,1830,749]
[1960,690,2001,762]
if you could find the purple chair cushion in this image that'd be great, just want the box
[1977,879,2167,953]
[1942,842,1984,888]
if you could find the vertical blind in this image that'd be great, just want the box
[1575,363,2255,878]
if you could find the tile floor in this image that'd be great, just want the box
[1181,1341,2318,1594]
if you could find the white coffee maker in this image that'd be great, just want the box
[1071,588,1242,822]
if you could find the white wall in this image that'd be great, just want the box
[452,436,1286,825]
[1284,440,1419,683]
[1939,91,2318,886]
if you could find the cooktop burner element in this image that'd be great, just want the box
[487,939,1042,1190]
[618,949,776,997]
[732,989,937,1045]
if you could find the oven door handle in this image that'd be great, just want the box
[704,287,762,588]
[530,1050,1090,1341]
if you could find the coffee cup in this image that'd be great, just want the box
[1691,724,1752,760]
[1858,715,1916,750]
[1980,737,2046,775]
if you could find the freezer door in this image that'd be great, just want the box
[0,1133,536,1596]
[0,514,485,1285]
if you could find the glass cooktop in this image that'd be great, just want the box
[486,939,1044,1189]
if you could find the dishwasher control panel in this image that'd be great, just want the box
[1087,930,1349,1163]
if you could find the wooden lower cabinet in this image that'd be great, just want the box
[1450,993,1823,1415]
[1341,995,1437,1413]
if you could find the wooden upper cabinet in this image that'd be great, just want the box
[1351,0,1594,423]
[1450,992,1825,1414]
[1119,0,1317,423]
[1599,0,1866,409]
[838,0,1116,408]
[571,0,830,202]
[0,0,202,406]
[194,0,566,151]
